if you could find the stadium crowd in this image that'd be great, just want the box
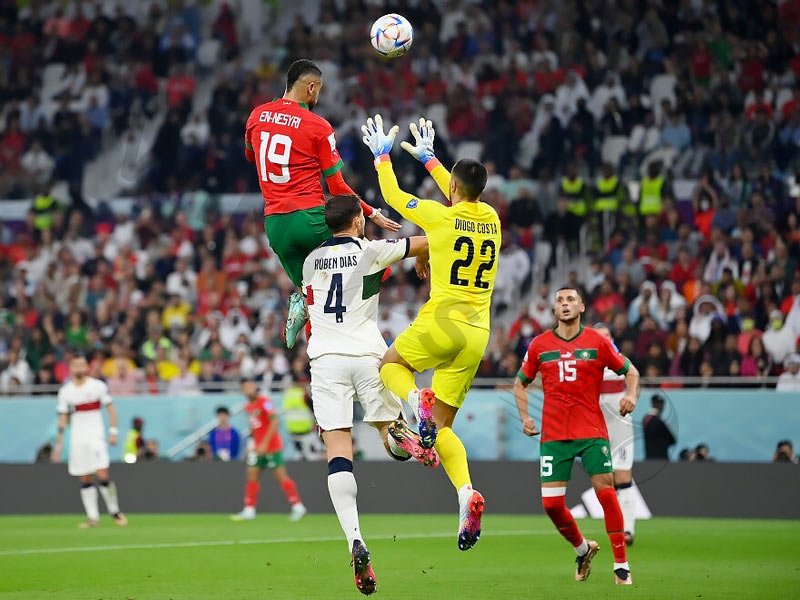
[1,0,800,394]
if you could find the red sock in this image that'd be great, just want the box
[244,481,260,507]
[304,321,312,340]
[596,486,627,563]
[542,494,584,547]
[280,477,301,506]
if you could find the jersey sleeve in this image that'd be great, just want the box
[56,388,69,414]
[261,397,276,417]
[316,120,344,178]
[98,381,113,405]
[517,343,539,384]
[376,159,446,228]
[367,238,410,271]
[599,335,629,375]
[244,112,255,162]
[425,159,451,200]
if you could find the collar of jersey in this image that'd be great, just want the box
[273,96,309,109]
[551,323,584,342]
[321,236,362,249]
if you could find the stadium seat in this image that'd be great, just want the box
[455,141,484,161]
[601,136,629,168]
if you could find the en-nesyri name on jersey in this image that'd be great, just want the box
[245,98,344,215]
[302,236,410,360]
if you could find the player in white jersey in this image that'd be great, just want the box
[53,355,127,528]
[594,324,636,545]
[301,194,435,595]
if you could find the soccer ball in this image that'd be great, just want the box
[370,13,413,58]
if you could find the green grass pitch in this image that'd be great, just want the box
[1,514,798,599]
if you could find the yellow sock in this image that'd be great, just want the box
[379,363,417,400]
[435,427,471,490]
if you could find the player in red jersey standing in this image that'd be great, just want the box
[514,287,640,585]
[244,59,400,348]
[231,380,306,522]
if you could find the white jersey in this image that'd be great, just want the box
[302,236,410,360]
[599,367,634,471]
[57,377,112,440]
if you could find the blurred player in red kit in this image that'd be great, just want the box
[231,380,306,521]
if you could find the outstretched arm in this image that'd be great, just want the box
[400,118,451,199]
[362,114,445,227]
[326,170,401,231]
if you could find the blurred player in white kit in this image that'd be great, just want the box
[52,355,127,528]
[594,324,636,544]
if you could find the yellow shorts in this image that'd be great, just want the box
[394,316,490,408]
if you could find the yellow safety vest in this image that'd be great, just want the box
[283,386,314,435]
[561,176,587,216]
[32,194,55,230]
[124,429,141,463]
[639,176,664,215]
[594,176,620,212]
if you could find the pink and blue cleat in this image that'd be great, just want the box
[417,388,438,449]
[457,485,485,551]
[388,420,439,468]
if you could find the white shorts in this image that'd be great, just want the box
[600,393,634,471]
[68,436,110,476]
[310,354,403,431]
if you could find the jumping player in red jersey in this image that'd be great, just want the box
[244,59,400,348]
[231,380,307,522]
[514,287,640,586]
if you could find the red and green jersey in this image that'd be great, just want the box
[245,98,344,216]
[518,325,629,442]
[245,396,283,453]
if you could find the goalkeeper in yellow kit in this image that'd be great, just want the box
[361,115,501,551]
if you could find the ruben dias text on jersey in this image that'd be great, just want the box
[314,255,359,270]
[454,218,499,235]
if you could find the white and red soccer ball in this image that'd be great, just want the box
[370,13,413,58]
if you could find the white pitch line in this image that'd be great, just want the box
[0,529,551,557]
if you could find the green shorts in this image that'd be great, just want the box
[539,438,613,482]
[264,206,332,287]
[247,450,284,470]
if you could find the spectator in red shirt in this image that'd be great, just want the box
[738,43,766,92]
[423,71,448,104]
[592,280,626,322]
[166,64,195,113]
[782,88,800,119]
[690,38,712,85]
[745,89,774,120]
[670,247,698,289]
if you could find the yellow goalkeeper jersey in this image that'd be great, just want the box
[376,159,501,331]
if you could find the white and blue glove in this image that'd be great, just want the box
[361,114,399,159]
[400,118,436,164]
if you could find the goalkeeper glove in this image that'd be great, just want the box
[400,117,436,165]
[361,114,399,159]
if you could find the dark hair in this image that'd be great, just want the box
[286,59,321,90]
[651,393,665,408]
[555,286,583,302]
[216,406,230,415]
[451,158,488,200]
[325,194,362,233]
[777,439,792,450]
